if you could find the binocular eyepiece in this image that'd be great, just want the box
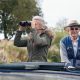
[19,21,31,27]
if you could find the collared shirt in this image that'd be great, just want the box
[71,37,79,57]
[72,41,78,57]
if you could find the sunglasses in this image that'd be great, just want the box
[70,27,79,30]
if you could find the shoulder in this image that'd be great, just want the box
[60,36,70,43]
[44,29,54,39]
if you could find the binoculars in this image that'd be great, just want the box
[19,21,31,27]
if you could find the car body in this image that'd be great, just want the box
[0,62,80,80]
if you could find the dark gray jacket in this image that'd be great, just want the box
[14,29,52,62]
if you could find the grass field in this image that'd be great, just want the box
[0,31,67,63]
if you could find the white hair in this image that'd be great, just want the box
[32,16,44,21]
[32,16,46,28]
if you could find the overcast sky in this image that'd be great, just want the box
[41,0,80,27]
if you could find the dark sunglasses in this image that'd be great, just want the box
[70,27,79,30]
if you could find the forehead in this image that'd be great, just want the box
[32,19,43,23]
[68,26,79,28]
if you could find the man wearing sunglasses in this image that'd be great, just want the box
[60,20,80,68]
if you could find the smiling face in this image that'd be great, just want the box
[68,26,80,40]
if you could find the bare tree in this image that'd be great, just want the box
[55,18,68,32]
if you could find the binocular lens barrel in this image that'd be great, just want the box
[19,21,31,27]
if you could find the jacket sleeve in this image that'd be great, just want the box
[60,40,72,66]
[14,30,27,47]
[31,29,52,47]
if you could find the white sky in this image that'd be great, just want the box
[41,0,80,27]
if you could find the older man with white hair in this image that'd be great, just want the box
[60,20,80,68]
[14,16,53,62]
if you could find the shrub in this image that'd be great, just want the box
[48,31,67,62]
[0,40,28,63]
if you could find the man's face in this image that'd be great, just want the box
[68,26,79,38]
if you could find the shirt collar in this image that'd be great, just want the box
[70,35,79,41]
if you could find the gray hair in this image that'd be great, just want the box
[32,16,46,28]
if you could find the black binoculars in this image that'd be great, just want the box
[19,21,31,27]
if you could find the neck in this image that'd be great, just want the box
[71,36,77,42]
